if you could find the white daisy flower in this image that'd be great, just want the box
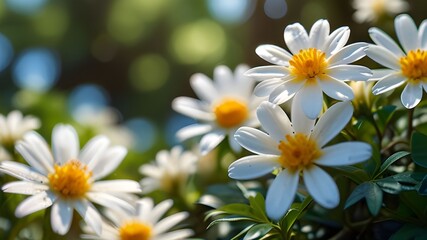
[0,124,141,235]
[352,0,409,24]
[82,198,193,240]
[228,101,372,220]
[246,19,372,119]
[172,64,263,155]
[0,110,40,146]
[367,14,427,109]
[139,146,198,194]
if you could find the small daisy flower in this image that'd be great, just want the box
[0,110,40,147]
[82,198,193,240]
[228,101,372,220]
[246,19,372,119]
[352,0,409,24]
[367,14,427,109]
[0,124,141,235]
[139,146,198,194]
[172,64,263,155]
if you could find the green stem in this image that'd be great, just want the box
[406,108,414,141]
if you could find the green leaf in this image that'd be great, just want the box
[376,178,402,194]
[207,216,253,229]
[390,223,427,240]
[411,131,427,168]
[344,182,370,209]
[243,224,273,240]
[375,151,410,178]
[282,196,313,233]
[333,165,370,184]
[230,224,256,240]
[365,182,383,216]
[248,193,268,222]
[218,203,260,220]
[376,105,397,131]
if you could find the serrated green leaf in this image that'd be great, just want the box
[411,132,427,168]
[365,182,383,216]
[344,182,371,209]
[244,224,273,240]
[375,151,410,178]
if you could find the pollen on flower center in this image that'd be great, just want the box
[400,50,427,81]
[278,133,322,172]
[119,220,152,240]
[214,99,248,128]
[289,48,328,81]
[48,160,92,199]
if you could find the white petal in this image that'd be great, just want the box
[372,73,406,95]
[75,200,102,236]
[15,191,55,218]
[291,93,315,134]
[298,83,323,120]
[19,132,54,173]
[150,199,173,224]
[319,77,354,101]
[266,170,299,221]
[176,123,213,141]
[256,101,294,142]
[199,131,225,155]
[245,66,290,81]
[369,27,405,57]
[91,180,141,193]
[137,198,155,222]
[325,27,350,56]
[303,166,339,208]
[52,124,79,165]
[213,65,234,92]
[370,69,395,82]
[316,142,372,166]
[51,200,73,235]
[91,146,127,180]
[309,19,330,49]
[419,19,427,49]
[395,14,419,52]
[254,78,285,97]
[256,44,292,65]
[154,212,189,234]
[234,127,280,155]
[328,42,368,65]
[228,155,279,180]
[328,65,372,81]
[366,45,400,70]
[156,229,194,240]
[80,135,109,166]
[311,102,353,147]
[86,192,134,213]
[0,161,48,183]
[2,181,48,195]
[401,83,423,109]
[268,79,304,104]
[284,23,309,54]
[228,134,242,153]
[190,73,218,102]
[140,178,160,194]
[172,97,214,121]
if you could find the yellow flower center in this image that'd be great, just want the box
[48,160,92,199]
[278,133,322,172]
[400,50,427,82]
[214,98,248,128]
[119,220,152,240]
[289,48,328,82]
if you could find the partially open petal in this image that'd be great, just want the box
[311,102,353,147]
[51,200,73,235]
[304,166,339,208]
[266,169,299,221]
[256,44,292,66]
[256,101,294,142]
[401,83,423,109]
[284,23,309,54]
[369,27,405,57]
[316,142,372,166]
[228,155,279,180]
[234,127,280,155]
[15,191,55,218]
[395,14,419,52]
[372,73,406,95]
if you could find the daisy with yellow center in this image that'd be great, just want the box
[228,101,372,220]
[352,0,409,24]
[367,14,427,109]
[0,124,141,235]
[82,198,193,240]
[246,19,372,119]
[172,64,264,155]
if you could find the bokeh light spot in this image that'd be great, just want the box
[129,54,169,92]
[207,0,256,24]
[32,5,69,41]
[13,48,60,92]
[6,0,47,15]
[125,118,157,153]
[170,19,226,64]
[68,84,109,123]
[264,0,287,19]
[0,33,13,72]
[165,113,197,146]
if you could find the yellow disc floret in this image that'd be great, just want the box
[278,133,322,172]
[119,220,152,240]
[400,49,427,82]
[214,98,248,128]
[289,48,328,82]
[48,160,92,199]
